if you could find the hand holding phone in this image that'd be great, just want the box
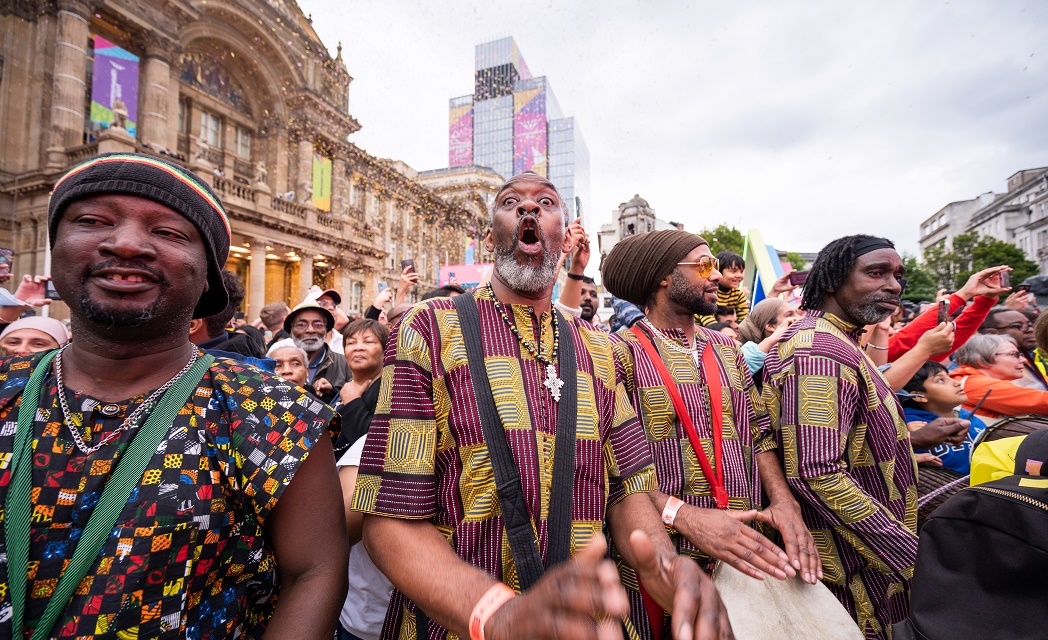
[401,259,415,275]
[788,270,809,287]
[1000,270,1011,289]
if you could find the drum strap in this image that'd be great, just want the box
[630,325,728,640]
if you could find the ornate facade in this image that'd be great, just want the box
[0,0,478,318]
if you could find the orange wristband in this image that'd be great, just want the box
[662,496,685,527]
[468,583,516,640]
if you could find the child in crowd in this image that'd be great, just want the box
[699,251,749,326]
[900,361,987,474]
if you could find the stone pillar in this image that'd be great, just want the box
[297,138,313,205]
[332,156,347,215]
[339,268,353,313]
[46,0,92,168]
[139,35,176,149]
[166,52,184,151]
[298,254,314,299]
[249,243,267,321]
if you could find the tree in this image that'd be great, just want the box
[783,251,808,271]
[901,254,937,302]
[698,224,745,257]
[921,231,1039,292]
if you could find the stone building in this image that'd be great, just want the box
[0,0,477,318]
[416,164,505,266]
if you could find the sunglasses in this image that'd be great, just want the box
[678,256,721,278]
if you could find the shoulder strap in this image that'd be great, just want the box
[451,293,576,589]
[629,325,727,509]
[6,352,214,640]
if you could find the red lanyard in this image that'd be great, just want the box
[630,325,728,509]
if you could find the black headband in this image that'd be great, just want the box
[853,237,894,258]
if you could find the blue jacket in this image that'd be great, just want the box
[903,406,987,475]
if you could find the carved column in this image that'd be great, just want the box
[297,137,313,205]
[331,156,347,215]
[139,35,177,149]
[249,243,267,321]
[46,0,92,168]
[298,254,313,301]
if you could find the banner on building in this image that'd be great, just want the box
[312,153,332,212]
[449,99,474,167]
[513,87,547,176]
[90,36,139,137]
[440,264,493,290]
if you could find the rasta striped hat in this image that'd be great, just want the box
[48,153,231,318]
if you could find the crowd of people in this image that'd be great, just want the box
[0,152,1042,640]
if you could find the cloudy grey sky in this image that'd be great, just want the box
[297,0,1047,255]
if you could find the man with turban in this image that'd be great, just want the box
[762,234,917,639]
[0,153,347,639]
[602,230,819,639]
[352,173,732,640]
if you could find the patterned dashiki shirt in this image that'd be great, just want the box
[762,311,918,640]
[611,323,775,640]
[0,351,334,639]
[352,287,657,640]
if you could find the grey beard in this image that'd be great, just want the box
[493,245,560,295]
[295,336,325,353]
[849,303,893,326]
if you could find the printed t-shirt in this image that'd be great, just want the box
[0,352,333,639]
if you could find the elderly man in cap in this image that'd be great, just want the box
[0,153,347,639]
[602,230,819,638]
[353,172,732,640]
[762,234,917,639]
[286,299,349,404]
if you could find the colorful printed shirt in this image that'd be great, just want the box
[697,286,749,326]
[762,311,918,640]
[612,323,776,639]
[352,287,657,640]
[0,351,333,639]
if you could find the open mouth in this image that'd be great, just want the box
[517,217,543,255]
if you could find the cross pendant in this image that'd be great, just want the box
[543,362,564,402]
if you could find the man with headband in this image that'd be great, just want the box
[762,234,917,639]
[353,172,732,640]
[601,229,820,639]
[0,153,347,638]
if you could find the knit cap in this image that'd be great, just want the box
[601,230,708,307]
[47,153,231,318]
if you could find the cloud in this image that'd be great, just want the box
[300,0,1048,256]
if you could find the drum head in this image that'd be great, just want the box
[713,562,863,639]
[971,414,1048,459]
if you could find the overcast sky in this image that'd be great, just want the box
[297,0,1047,256]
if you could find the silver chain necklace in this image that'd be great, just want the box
[53,343,199,455]
[643,319,700,364]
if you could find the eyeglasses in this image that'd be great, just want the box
[677,256,721,278]
[994,350,1022,359]
[997,322,1032,332]
[292,321,328,332]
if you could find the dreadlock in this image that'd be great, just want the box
[800,234,894,311]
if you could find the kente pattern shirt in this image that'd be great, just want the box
[0,352,333,639]
[612,324,775,640]
[762,311,918,640]
[352,288,657,640]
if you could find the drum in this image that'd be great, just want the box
[970,414,1048,454]
[916,464,967,530]
[713,561,863,639]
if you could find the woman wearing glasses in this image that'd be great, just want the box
[950,333,1048,424]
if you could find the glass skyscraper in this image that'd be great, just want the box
[449,37,590,227]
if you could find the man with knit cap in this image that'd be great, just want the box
[602,230,819,639]
[353,172,732,640]
[0,153,347,639]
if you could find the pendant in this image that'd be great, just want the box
[544,362,564,402]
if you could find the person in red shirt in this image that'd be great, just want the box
[886,266,1010,363]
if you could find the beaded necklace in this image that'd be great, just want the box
[488,285,564,402]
